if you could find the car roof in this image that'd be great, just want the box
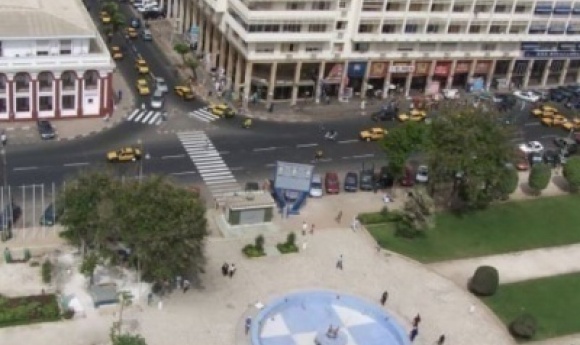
[153,89,164,97]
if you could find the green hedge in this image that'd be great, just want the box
[358,208,402,225]
[0,294,61,328]
[277,243,299,254]
[242,244,265,258]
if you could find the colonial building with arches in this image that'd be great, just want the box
[0,0,115,122]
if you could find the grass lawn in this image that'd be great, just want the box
[483,273,580,340]
[366,195,580,263]
[0,294,61,327]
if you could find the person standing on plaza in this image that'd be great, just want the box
[436,334,446,345]
[183,279,191,293]
[409,327,419,342]
[245,317,252,335]
[380,291,388,306]
[222,263,229,276]
[336,255,343,270]
[302,221,308,235]
[310,224,315,234]
[412,314,421,327]
[228,263,237,278]
[335,210,343,223]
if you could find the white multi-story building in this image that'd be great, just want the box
[0,0,115,122]
[161,0,580,104]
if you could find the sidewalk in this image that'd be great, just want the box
[3,71,133,144]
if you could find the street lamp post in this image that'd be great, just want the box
[1,149,6,188]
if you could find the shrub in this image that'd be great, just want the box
[286,232,296,246]
[41,260,53,284]
[242,244,265,258]
[497,168,519,200]
[359,209,402,225]
[563,156,580,193]
[3,248,12,263]
[509,313,537,339]
[29,261,40,267]
[468,266,499,296]
[23,249,31,262]
[254,235,265,252]
[528,163,551,195]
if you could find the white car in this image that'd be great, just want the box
[519,141,544,154]
[415,165,429,183]
[154,77,168,94]
[309,174,323,197]
[137,3,159,12]
[513,90,540,102]
[150,90,164,109]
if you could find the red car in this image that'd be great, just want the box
[514,150,530,171]
[400,166,415,187]
[325,172,340,194]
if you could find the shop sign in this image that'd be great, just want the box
[389,64,415,74]
[189,25,200,44]
[434,63,450,76]
[325,63,344,83]
[524,51,580,58]
[369,62,388,79]
[455,62,471,74]
[474,61,491,74]
[347,61,368,78]
[414,62,430,75]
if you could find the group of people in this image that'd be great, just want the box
[221,262,237,278]
[408,313,445,345]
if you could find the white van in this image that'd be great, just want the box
[310,174,323,197]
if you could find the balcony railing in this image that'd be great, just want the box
[0,54,113,72]
[225,15,334,42]
[352,32,580,42]
[228,0,337,21]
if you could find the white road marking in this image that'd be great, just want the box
[338,139,359,144]
[161,154,186,159]
[253,147,278,152]
[352,154,375,159]
[13,166,38,171]
[296,143,318,148]
[63,162,89,167]
[170,171,197,176]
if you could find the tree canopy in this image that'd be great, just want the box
[380,103,514,211]
[59,171,208,283]
[563,156,580,193]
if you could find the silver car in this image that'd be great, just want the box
[154,77,168,94]
[150,89,164,110]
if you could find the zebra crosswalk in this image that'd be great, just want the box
[178,131,240,201]
[188,108,218,123]
[126,109,166,125]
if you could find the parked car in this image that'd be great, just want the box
[513,90,540,102]
[528,152,543,166]
[554,137,578,154]
[37,120,56,140]
[359,170,375,191]
[344,172,358,192]
[324,172,340,194]
[543,150,560,167]
[513,150,530,171]
[550,89,572,102]
[39,203,59,226]
[309,174,323,197]
[0,202,21,233]
[400,166,415,187]
[415,165,429,183]
[142,29,153,41]
[377,166,394,189]
[519,141,544,154]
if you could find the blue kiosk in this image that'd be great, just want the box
[272,161,314,216]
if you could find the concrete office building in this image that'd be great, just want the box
[160,0,580,104]
[0,0,115,122]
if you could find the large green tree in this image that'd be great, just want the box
[101,1,126,43]
[426,104,513,209]
[58,172,208,284]
[380,121,429,182]
[563,156,580,192]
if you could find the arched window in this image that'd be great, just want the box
[61,71,76,91]
[38,72,54,92]
[0,74,6,94]
[83,70,99,90]
[14,73,30,93]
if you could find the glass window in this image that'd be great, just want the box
[38,72,53,91]
[84,71,99,90]
[382,24,397,33]
[0,75,6,94]
[39,96,53,111]
[282,24,301,32]
[62,72,76,90]
[469,25,481,33]
[62,95,75,109]
[0,98,6,113]
[405,24,418,33]
[15,74,30,92]
[15,97,30,112]
[427,24,439,33]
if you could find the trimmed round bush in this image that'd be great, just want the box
[468,266,499,296]
[509,313,537,339]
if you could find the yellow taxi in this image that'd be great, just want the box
[100,11,111,24]
[208,103,236,118]
[136,79,150,96]
[397,109,427,122]
[106,147,142,162]
[359,127,387,141]
[111,46,123,60]
[126,27,138,39]
[531,105,558,117]
[561,120,575,131]
[135,58,149,74]
[174,85,195,100]
[541,114,567,127]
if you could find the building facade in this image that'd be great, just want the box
[0,0,115,122]
[160,0,580,104]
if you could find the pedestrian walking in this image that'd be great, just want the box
[182,279,191,293]
[380,291,388,305]
[221,262,229,276]
[245,317,252,335]
[409,327,419,342]
[302,240,308,251]
[436,334,446,345]
[228,263,237,278]
[302,221,308,236]
[310,224,315,234]
[335,210,343,223]
[147,292,153,306]
[336,255,343,270]
[412,314,421,327]
[117,89,123,101]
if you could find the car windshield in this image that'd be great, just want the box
[361,175,372,182]
[311,182,322,189]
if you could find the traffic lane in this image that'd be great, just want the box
[221,140,382,172]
